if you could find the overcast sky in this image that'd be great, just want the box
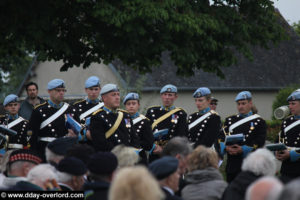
[272,0,300,25]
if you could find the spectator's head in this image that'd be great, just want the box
[163,137,192,175]
[242,149,277,176]
[149,156,180,193]
[56,157,87,190]
[27,164,58,190]
[66,144,95,164]
[111,144,139,168]
[109,166,164,200]
[87,152,118,183]
[187,145,219,172]
[46,137,77,165]
[245,176,283,200]
[7,149,42,177]
[278,178,300,200]
[25,82,39,99]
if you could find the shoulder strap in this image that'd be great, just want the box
[132,114,146,125]
[151,108,182,130]
[79,102,104,120]
[40,103,69,129]
[7,117,25,129]
[284,119,300,133]
[188,112,212,130]
[105,112,124,139]
[229,114,260,133]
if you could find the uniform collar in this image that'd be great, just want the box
[103,106,117,113]
[199,107,210,115]
[130,112,139,119]
[294,115,300,119]
[239,111,253,118]
[48,100,63,109]
[161,105,175,111]
[8,114,19,120]
[86,98,99,104]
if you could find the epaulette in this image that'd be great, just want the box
[73,99,86,105]
[210,110,219,115]
[34,102,47,109]
[226,114,238,118]
[0,115,5,118]
[92,108,103,115]
[117,109,129,113]
[146,105,160,110]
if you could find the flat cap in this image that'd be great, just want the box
[85,76,100,88]
[235,91,252,102]
[148,156,179,180]
[87,152,118,175]
[47,137,77,156]
[211,97,218,102]
[9,149,42,165]
[123,92,139,105]
[193,87,211,98]
[57,157,87,176]
[47,79,65,90]
[287,90,300,101]
[160,84,177,94]
[3,94,19,107]
[100,84,119,96]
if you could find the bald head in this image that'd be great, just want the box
[246,176,283,200]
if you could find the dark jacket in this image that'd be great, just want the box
[221,171,261,200]
[162,187,183,200]
[84,180,110,200]
[19,97,45,120]
[182,167,227,200]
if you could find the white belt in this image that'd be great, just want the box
[79,102,104,121]
[39,137,56,142]
[8,144,23,149]
[188,112,212,130]
[229,114,260,132]
[286,146,300,151]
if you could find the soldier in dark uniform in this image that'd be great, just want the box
[29,79,75,159]
[276,90,300,183]
[124,92,156,163]
[89,84,140,152]
[0,94,29,151]
[219,91,266,182]
[146,84,188,155]
[188,87,221,148]
[73,76,103,142]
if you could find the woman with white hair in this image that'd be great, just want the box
[12,164,59,190]
[222,149,277,200]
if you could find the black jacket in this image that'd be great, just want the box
[84,180,110,200]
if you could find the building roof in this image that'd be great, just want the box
[112,15,300,92]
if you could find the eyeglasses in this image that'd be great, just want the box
[54,88,67,93]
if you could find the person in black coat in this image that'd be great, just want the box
[149,156,183,200]
[222,149,277,200]
[276,90,300,183]
[89,84,140,152]
[218,91,267,182]
[84,152,118,200]
[188,87,221,148]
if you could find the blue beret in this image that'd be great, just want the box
[148,156,179,180]
[193,87,211,98]
[3,94,19,107]
[235,91,252,102]
[160,84,177,94]
[57,157,87,176]
[85,76,100,88]
[47,137,77,156]
[123,92,139,105]
[47,79,65,90]
[100,84,119,96]
[87,152,118,175]
[287,90,300,101]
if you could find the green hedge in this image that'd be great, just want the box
[266,120,281,142]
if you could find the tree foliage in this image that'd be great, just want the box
[0,0,286,78]
[292,21,300,36]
